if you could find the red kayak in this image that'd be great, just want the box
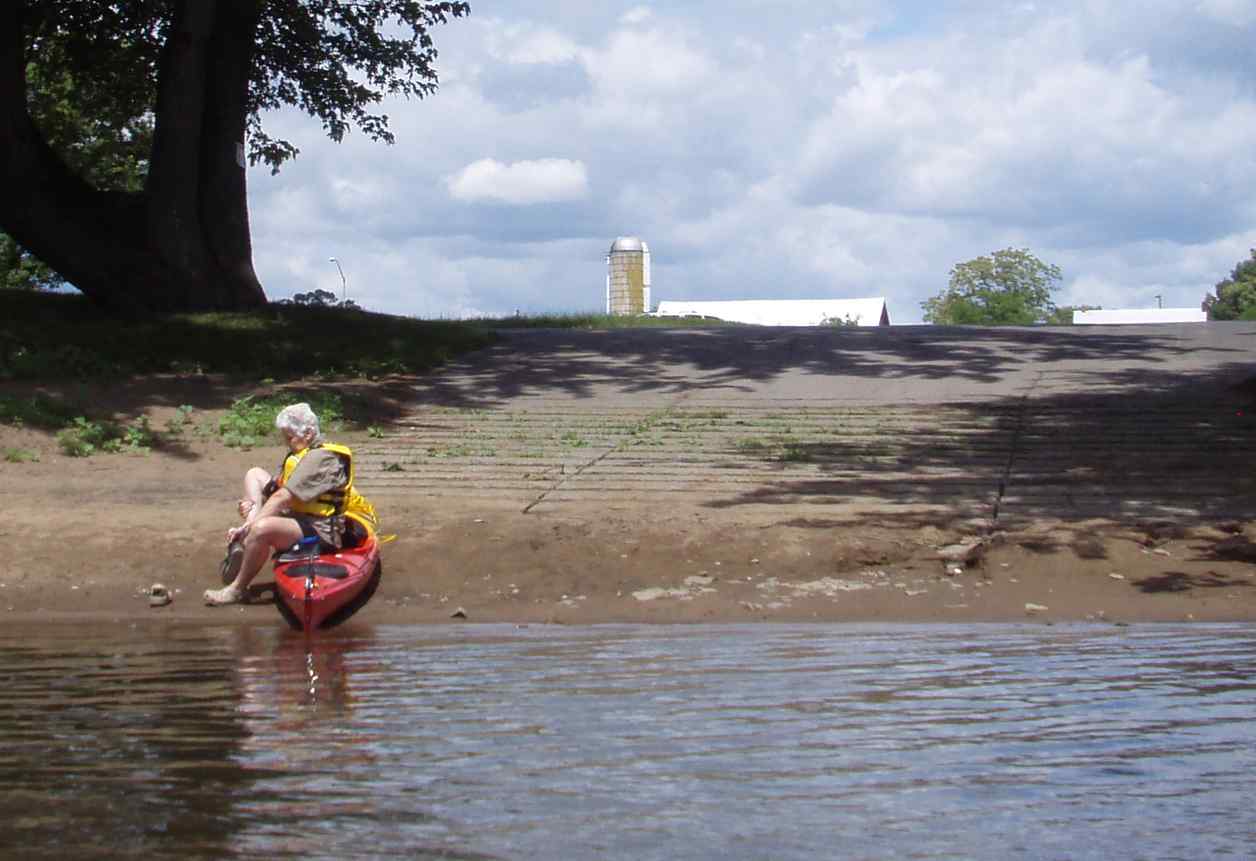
[272,534,382,631]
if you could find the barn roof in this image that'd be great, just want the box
[1073,308,1206,325]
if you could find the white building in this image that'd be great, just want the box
[654,298,891,327]
[1073,308,1206,325]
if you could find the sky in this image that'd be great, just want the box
[245,0,1256,324]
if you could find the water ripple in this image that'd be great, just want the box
[1,623,1254,860]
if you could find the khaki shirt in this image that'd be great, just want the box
[285,448,348,503]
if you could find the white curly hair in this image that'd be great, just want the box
[274,402,323,445]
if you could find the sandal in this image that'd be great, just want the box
[220,539,245,585]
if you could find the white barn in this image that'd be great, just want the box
[654,298,891,327]
[1073,308,1206,325]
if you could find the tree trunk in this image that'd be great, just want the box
[0,0,266,313]
[201,0,267,305]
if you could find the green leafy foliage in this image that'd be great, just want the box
[23,44,154,191]
[1,234,65,291]
[218,393,346,450]
[922,248,1063,326]
[283,289,359,310]
[55,416,157,457]
[0,393,78,428]
[248,1,472,171]
[1045,305,1100,326]
[3,387,359,459]
[19,1,470,174]
[1,36,155,291]
[163,405,196,436]
[1203,249,1256,321]
[2,393,157,457]
[4,2,470,313]
[820,314,861,328]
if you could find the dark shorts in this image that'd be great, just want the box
[291,514,368,551]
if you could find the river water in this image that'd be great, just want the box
[2,621,1253,860]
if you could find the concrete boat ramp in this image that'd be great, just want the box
[355,323,1256,530]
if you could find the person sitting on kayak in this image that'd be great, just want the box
[204,402,379,606]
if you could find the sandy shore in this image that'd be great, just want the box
[4,368,1255,627]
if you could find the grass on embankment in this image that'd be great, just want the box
[0,293,726,380]
[0,291,499,456]
[0,292,726,457]
[0,291,497,381]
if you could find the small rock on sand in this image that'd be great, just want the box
[148,584,172,608]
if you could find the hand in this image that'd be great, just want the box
[237,498,255,519]
[226,524,249,545]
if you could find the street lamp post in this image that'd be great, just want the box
[328,257,346,304]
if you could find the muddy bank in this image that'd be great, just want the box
[4,352,1255,627]
[3,435,1254,626]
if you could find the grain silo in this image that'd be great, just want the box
[605,236,651,315]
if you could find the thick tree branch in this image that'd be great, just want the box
[0,2,150,306]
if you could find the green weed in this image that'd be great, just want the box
[163,404,196,435]
[559,431,588,448]
[426,443,473,458]
[0,394,79,429]
[3,447,39,463]
[778,444,814,463]
[218,393,345,449]
[56,416,157,457]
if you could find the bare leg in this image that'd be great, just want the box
[205,514,304,605]
[220,467,274,584]
[235,467,273,532]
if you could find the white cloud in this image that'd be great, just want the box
[581,25,716,120]
[244,1,1256,324]
[445,158,590,205]
[621,6,653,25]
[790,15,1256,246]
[483,22,580,64]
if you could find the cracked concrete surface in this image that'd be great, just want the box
[354,322,1256,530]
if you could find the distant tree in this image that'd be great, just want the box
[922,248,1063,325]
[282,289,359,310]
[1202,249,1256,320]
[1044,305,1099,326]
[1,1,469,313]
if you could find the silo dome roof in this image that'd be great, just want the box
[610,236,647,253]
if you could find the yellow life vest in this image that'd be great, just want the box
[278,442,379,536]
